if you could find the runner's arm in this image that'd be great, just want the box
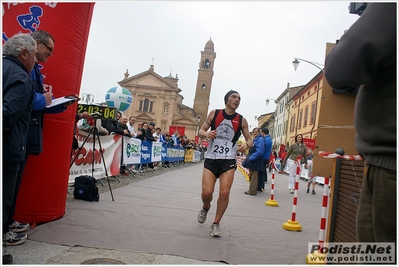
[198,109,216,139]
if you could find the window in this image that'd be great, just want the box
[143,99,149,112]
[284,120,288,133]
[310,102,316,124]
[203,59,211,69]
[139,98,154,112]
[304,106,308,127]
[280,100,285,114]
[290,115,296,132]
[298,109,303,129]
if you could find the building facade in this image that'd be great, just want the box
[268,84,303,156]
[286,71,323,146]
[117,39,215,141]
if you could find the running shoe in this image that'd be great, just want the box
[197,206,209,224]
[3,231,27,246]
[9,221,29,233]
[210,223,222,237]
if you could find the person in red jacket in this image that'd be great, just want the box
[279,149,287,173]
[268,149,278,172]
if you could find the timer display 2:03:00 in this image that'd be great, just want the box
[77,104,117,119]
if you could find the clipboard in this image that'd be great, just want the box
[45,95,79,108]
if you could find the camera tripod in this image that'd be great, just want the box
[70,117,115,201]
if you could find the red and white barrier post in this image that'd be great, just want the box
[318,176,330,248]
[265,158,278,207]
[282,156,302,231]
[306,176,330,264]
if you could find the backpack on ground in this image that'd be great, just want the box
[74,175,99,202]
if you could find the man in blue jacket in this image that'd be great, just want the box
[3,33,37,262]
[244,127,265,196]
[257,127,272,192]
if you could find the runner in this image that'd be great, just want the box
[197,90,252,237]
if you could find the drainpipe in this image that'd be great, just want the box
[309,78,320,139]
[295,100,301,137]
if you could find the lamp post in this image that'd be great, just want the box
[266,98,277,106]
[292,58,324,71]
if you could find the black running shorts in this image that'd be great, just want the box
[204,158,237,178]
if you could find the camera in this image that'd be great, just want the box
[349,2,367,16]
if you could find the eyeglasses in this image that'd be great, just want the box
[41,41,54,55]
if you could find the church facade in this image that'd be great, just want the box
[117,39,216,141]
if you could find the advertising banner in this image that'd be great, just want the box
[193,151,201,162]
[123,136,141,165]
[167,147,186,162]
[152,142,162,162]
[303,138,316,150]
[140,140,153,165]
[184,149,194,162]
[70,131,122,183]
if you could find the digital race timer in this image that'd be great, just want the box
[77,104,117,119]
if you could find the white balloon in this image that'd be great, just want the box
[105,86,132,112]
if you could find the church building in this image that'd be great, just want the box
[118,39,216,142]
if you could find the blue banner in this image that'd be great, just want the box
[161,143,185,162]
[140,140,152,164]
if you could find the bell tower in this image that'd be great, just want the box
[193,38,216,128]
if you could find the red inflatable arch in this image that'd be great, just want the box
[2,2,95,224]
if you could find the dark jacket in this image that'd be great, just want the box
[3,55,34,171]
[104,118,124,135]
[245,134,265,171]
[27,63,66,155]
[116,122,132,137]
[145,128,155,142]
[135,127,146,141]
[262,134,273,161]
[166,138,174,147]
[324,3,396,171]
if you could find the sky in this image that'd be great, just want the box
[80,1,360,127]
